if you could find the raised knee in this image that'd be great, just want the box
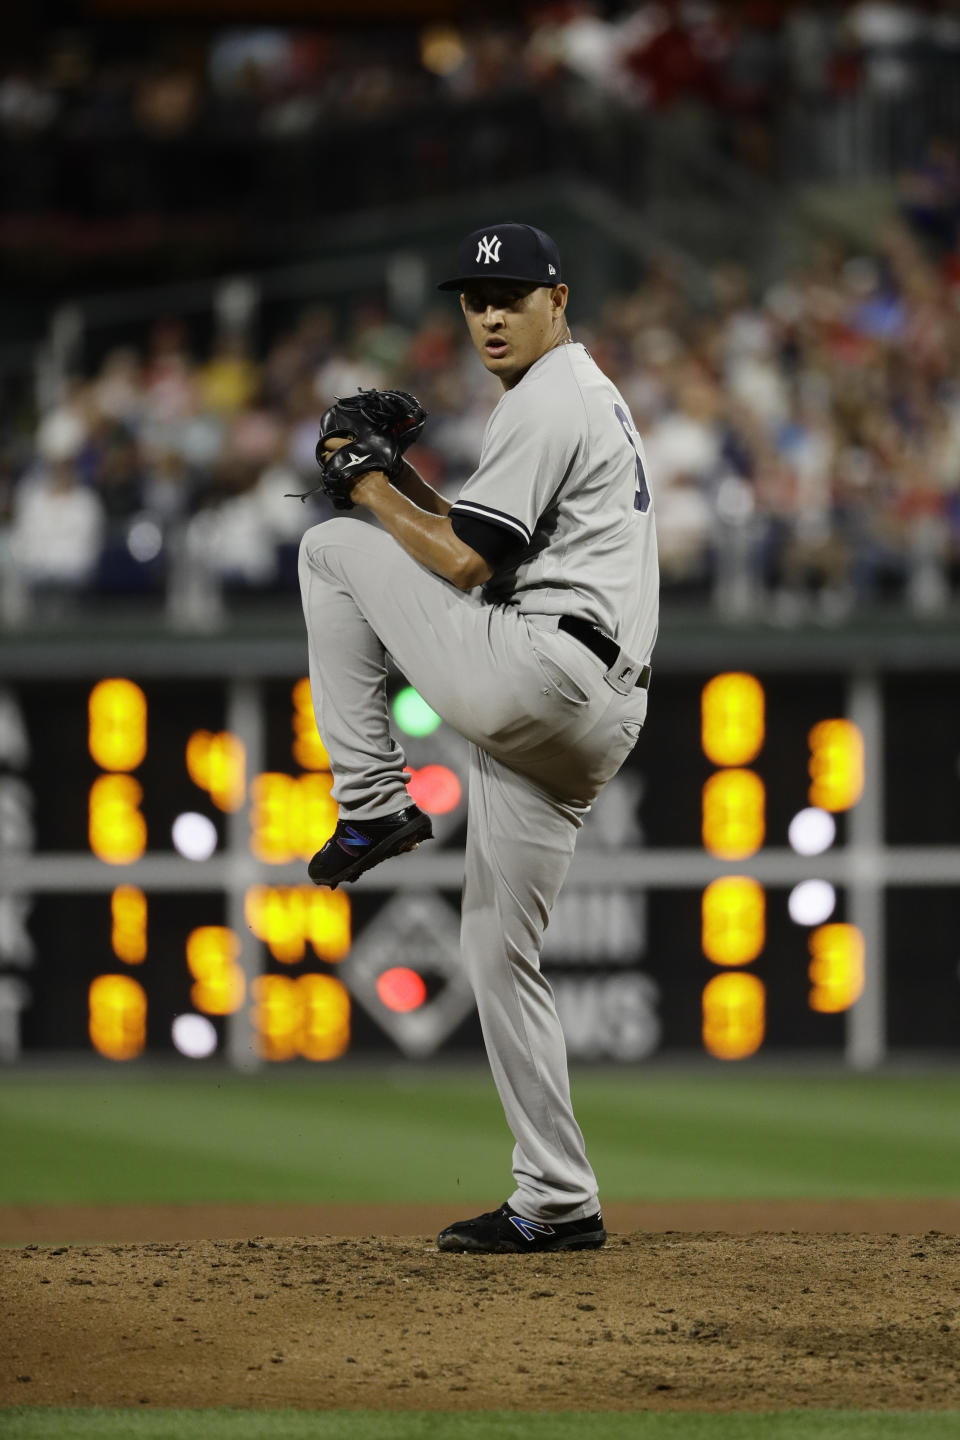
[299,516,356,572]
[300,516,354,552]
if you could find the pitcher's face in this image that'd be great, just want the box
[460,281,569,389]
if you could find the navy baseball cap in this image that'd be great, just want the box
[437,223,563,291]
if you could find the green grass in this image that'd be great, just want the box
[2,1067,959,1207]
[4,1072,957,1434]
[3,1412,960,1440]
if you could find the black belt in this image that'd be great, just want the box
[558,615,651,690]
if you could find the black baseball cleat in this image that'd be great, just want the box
[308,803,433,889]
[437,1202,606,1254]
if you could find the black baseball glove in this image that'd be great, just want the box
[298,388,427,510]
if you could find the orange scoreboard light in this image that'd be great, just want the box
[693,672,870,1062]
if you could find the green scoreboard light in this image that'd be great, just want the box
[392,686,442,739]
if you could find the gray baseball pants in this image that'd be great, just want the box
[299,517,647,1221]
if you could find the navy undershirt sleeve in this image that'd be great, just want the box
[450,511,528,569]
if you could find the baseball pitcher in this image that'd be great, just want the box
[298,222,659,1253]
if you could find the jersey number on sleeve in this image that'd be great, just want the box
[614,404,651,514]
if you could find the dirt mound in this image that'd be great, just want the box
[3,1222,960,1411]
[4,1198,960,1246]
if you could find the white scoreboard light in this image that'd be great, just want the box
[0,647,958,1067]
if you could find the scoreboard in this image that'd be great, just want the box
[1,629,959,1067]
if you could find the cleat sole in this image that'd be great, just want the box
[438,1229,606,1255]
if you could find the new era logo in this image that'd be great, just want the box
[548,264,557,275]
[476,234,502,264]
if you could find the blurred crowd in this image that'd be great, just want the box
[3,216,959,623]
[2,3,959,198]
[5,3,959,132]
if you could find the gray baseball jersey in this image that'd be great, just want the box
[299,337,659,1225]
[450,341,659,665]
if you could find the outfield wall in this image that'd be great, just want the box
[1,620,958,1070]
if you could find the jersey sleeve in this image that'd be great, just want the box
[449,384,581,550]
[449,510,528,568]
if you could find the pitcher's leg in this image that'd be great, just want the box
[299,517,508,818]
[461,744,599,1221]
[298,524,412,818]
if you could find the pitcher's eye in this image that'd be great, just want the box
[464,287,532,313]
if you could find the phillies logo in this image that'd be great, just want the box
[476,234,502,264]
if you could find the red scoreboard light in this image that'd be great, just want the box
[407,764,462,816]
[377,967,428,1014]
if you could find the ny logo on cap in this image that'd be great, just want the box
[476,234,502,265]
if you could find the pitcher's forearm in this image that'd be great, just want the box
[351,472,489,590]
[394,460,451,517]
